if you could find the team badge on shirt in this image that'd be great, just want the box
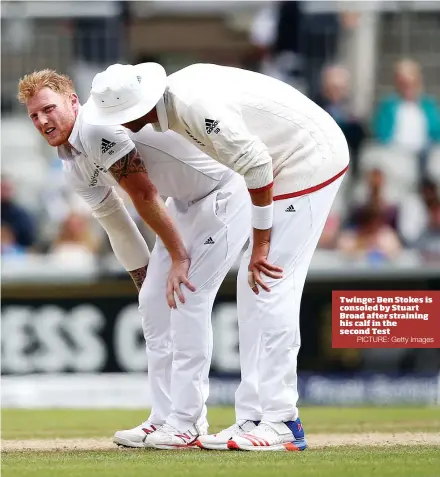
[205,119,220,135]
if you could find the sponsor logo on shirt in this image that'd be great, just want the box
[205,118,220,134]
[185,129,206,147]
[101,138,116,155]
[89,162,108,187]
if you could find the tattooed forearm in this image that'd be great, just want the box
[109,148,147,183]
[128,265,148,292]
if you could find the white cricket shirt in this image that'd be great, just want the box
[153,63,350,199]
[59,108,235,209]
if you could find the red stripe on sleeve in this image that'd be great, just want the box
[248,182,274,193]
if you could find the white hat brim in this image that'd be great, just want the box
[82,63,167,126]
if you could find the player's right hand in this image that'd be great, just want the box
[166,258,196,308]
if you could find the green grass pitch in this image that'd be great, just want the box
[2,406,440,477]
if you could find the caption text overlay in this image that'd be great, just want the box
[332,291,439,348]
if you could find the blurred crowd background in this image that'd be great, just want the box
[1,0,440,278]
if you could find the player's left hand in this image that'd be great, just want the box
[248,241,283,294]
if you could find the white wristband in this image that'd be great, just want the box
[251,203,273,230]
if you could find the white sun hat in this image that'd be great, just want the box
[82,63,167,126]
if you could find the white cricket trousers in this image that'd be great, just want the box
[138,174,250,432]
[235,174,345,422]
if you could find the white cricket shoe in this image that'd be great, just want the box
[196,420,259,450]
[146,422,207,450]
[227,418,307,451]
[113,420,161,448]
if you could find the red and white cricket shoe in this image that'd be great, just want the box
[113,420,161,448]
[196,420,260,450]
[146,422,208,450]
[227,419,308,451]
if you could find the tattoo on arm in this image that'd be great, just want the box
[109,148,147,183]
[128,265,148,292]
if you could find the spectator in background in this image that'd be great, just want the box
[1,176,36,249]
[397,177,439,246]
[1,223,26,257]
[316,65,366,180]
[346,168,398,231]
[337,204,402,263]
[372,59,440,179]
[49,212,100,269]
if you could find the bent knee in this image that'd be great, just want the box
[139,284,167,316]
